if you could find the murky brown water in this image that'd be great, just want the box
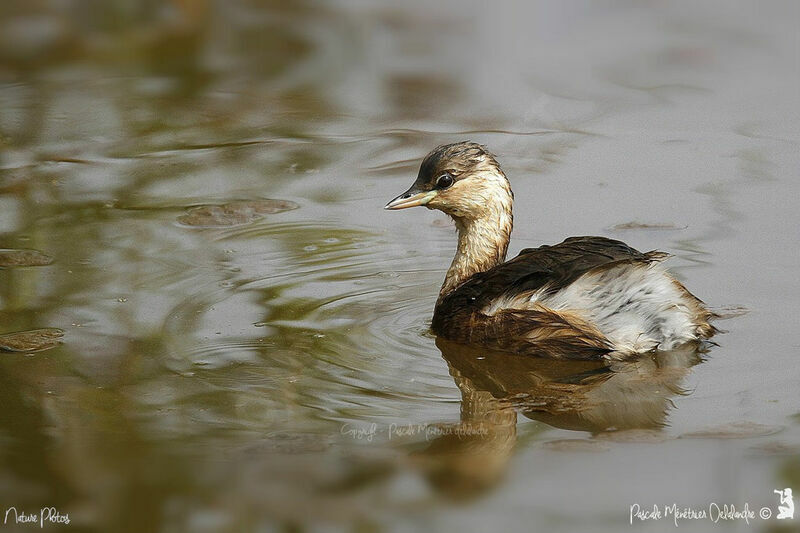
[1,1,799,531]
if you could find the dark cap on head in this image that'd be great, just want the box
[416,142,502,190]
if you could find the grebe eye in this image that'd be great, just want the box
[436,173,453,189]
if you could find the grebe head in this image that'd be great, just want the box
[385,141,512,220]
[386,142,514,297]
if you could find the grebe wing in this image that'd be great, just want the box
[431,237,669,358]
[450,236,661,308]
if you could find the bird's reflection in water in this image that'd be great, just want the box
[414,338,705,499]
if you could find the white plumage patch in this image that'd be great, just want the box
[484,262,703,353]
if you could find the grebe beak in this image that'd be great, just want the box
[384,187,437,210]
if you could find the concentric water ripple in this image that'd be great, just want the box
[153,218,462,435]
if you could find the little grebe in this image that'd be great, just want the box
[385,142,716,359]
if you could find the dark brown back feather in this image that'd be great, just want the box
[432,236,660,358]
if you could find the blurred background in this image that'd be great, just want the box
[0,0,799,531]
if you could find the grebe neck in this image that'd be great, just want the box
[438,204,513,302]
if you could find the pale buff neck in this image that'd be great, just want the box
[438,198,513,302]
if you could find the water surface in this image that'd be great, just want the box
[1,1,799,531]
